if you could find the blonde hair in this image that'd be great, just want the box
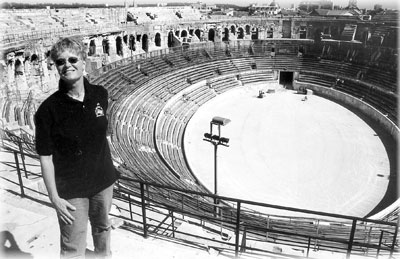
[50,37,87,61]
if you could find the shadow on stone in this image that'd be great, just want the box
[0,230,33,258]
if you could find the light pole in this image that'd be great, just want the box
[203,116,230,201]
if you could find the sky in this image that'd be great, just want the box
[5,0,399,9]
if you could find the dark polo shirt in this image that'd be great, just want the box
[35,77,118,199]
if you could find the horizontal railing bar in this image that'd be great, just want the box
[118,176,397,226]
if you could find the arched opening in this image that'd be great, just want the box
[251,28,259,40]
[181,30,188,38]
[230,25,236,35]
[208,28,215,42]
[267,27,273,38]
[222,28,229,42]
[175,30,180,37]
[195,29,201,40]
[245,25,251,35]
[116,36,123,56]
[237,28,244,39]
[123,35,128,45]
[102,38,110,55]
[189,29,194,36]
[15,107,21,124]
[155,33,161,47]
[89,39,96,56]
[14,59,23,76]
[142,34,149,52]
[168,31,174,47]
[129,35,136,51]
[299,26,307,39]
[31,54,38,63]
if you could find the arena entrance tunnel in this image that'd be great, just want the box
[279,71,294,89]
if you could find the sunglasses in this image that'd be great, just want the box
[55,57,80,66]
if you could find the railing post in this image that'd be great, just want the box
[171,211,175,238]
[240,227,247,253]
[389,218,399,258]
[235,201,241,257]
[14,151,25,197]
[140,182,148,238]
[376,230,384,258]
[17,141,27,178]
[347,219,357,259]
[128,193,133,220]
[307,237,311,257]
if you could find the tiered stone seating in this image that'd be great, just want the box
[363,67,397,94]
[151,8,180,22]
[181,48,210,64]
[206,46,232,60]
[215,59,238,74]
[184,63,215,84]
[297,73,334,88]
[371,11,399,25]
[340,24,357,41]
[209,76,240,94]
[335,80,398,123]
[276,42,299,55]
[231,57,254,71]
[156,83,216,183]
[163,51,189,69]
[177,8,203,21]
[296,71,398,125]
[240,71,275,85]
[0,16,30,34]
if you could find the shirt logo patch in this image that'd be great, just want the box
[95,103,105,117]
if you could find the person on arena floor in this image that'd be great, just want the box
[34,37,119,258]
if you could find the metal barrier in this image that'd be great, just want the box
[114,175,398,258]
[1,126,399,258]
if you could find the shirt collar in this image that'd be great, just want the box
[58,77,92,102]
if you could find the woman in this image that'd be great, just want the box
[35,37,118,258]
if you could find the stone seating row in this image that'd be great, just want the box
[297,72,398,125]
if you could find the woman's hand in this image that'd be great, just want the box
[51,196,76,225]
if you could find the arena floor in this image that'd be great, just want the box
[184,84,390,218]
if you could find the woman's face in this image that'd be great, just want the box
[54,50,86,83]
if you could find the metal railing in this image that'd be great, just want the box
[115,175,399,258]
[2,129,398,258]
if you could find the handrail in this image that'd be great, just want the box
[1,127,398,258]
[115,175,398,258]
[118,176,397,226]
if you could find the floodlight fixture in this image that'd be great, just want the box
[220,137,229,144]
[211,116,231,126]
[202,117,231,200]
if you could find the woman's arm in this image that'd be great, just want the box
[40,155,76,225]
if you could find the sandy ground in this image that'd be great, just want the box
[184,85,390,217]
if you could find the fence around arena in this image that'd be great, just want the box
[2,128,398,259]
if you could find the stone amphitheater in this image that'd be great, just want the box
[0,4,398,259]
